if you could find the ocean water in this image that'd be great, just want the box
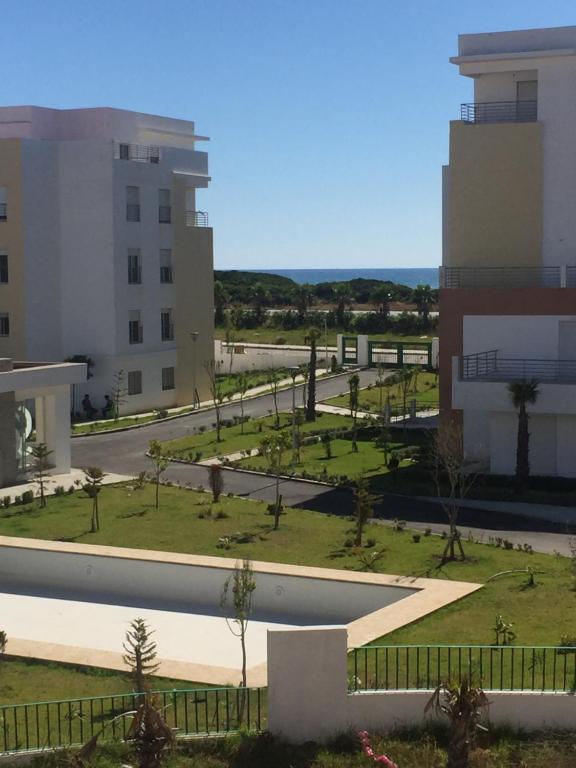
[251,268,438,288]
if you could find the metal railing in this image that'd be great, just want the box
[461,100,537,124]
[441,266,561,289]
[116,143,160,163]
[0,203,6,221]
[350,645,576,693]
[185,210,209,227]
[566,266,576,288]
[0,686,265,755]
[460,350,576,382]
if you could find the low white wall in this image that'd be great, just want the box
[267,627,576,743]
[215,341,334,373]
[0,547,415,625]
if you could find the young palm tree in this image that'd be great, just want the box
[304,327,321,422]
[507,379,539,491]
[412,284,434,323]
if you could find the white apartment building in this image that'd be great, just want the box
[441,26,576,477]
[0,106,214,416]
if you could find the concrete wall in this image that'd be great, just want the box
[217,341,333,373]
[268,627,576,744]
[447,121,542,269]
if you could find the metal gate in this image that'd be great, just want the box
[368,340,433,369]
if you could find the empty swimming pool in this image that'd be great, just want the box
[0,537,481,685]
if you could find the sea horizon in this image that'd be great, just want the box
[241,267,439,289]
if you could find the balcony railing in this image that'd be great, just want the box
[441,266,561,289]
[461,350,576,382]
[186,210,209,227]
[461,100,537,124]
[0,203,6,221]
[116,142,160,163]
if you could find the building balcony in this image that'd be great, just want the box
[460,101,537,124]
[460,350,576,383]
[440,266,576,289]
[185,210,209,227]
[0,203,6,221]
[115,142,160,163]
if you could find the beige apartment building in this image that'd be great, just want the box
[0,106,214,416]
[441,26,576,477]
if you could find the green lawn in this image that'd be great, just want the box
[1,483,575,705]
[324,371,439,413]
[72,369,294,435]
[216,325,433,346]
[237,433,416,482]
[161,412,356,462]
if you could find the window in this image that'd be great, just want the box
[0,313,9,336]
[126,186,140,222]
[129,310,143,344]
[160,249,172,283]
[119,143,130,160]
[0,187,6,221]
[127,370,142,395]
[158,189,171,223]
[161,308,174,341]
[127,248,141,284]
[162,366,175,391]
[0,253,7,283]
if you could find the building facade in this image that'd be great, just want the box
[0,106,214,416]
[441,26,576,477]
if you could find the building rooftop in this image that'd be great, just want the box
[0,106,208,146]
[453,25,576,64]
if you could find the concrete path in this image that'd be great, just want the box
[1,469,132,504]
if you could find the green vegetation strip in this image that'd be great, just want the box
[323,371,439,413]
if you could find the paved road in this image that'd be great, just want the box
[72,368,576,555]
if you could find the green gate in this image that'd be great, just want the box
[368,340,433,370]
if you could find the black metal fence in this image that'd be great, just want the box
[0,686,265,754]
[350,645,576,693]
[460,351,576,382]
[442,266,561,289]
[461,100,537,123]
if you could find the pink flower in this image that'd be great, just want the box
[358,730,398,768]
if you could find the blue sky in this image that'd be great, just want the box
[2,1,575,269]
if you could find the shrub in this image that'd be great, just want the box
[275,336,286,345]
[13,495,22,505]
[393,518,406,532]
[21,490,34,505]
[424,527,432,536]
[2,496,10,509]
[53,485,65,497]
[215,510,229,520]
[154,409,168,420]
[412,533,421,543]
[343,538,354,548]
[67,485,75,494]
[365,537,376,548]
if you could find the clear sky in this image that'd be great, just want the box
[2,1,575,269]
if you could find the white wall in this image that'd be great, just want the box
[268,627,576,744]
[216,341,332,373]
[462,315,576,359]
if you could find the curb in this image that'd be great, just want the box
[71,368,364,439]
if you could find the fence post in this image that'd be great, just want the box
[267,627,348,743]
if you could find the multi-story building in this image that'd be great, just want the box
[0,106,214,416]
[441,26,576,478]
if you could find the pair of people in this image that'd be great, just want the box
[81,394,114,420]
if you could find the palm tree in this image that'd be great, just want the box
[372,285,392,318]
[292,284,314,321]
[412,284,434,322]
[508,379,539,491]
[214,280,230,326]
[304,327,321,421]
[333,285,352,327]
[251,283,270,325]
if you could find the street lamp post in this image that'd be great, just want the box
[324,314,328,373]
[190,331,199,408]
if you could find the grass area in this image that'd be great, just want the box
[161,412,356,462]
[324,371,439,413]
[237,432,417,482]
[216,325,433,346]
[71,369,293,435]
[0,658,194,705]
[29,730,576,768]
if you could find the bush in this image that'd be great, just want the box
[67,485,75,494]
[393,518,406,532]
[365,537,376,548]
[21,490,34,505]
[53,485,65,496]
[412,533,421,543]
[275,336,286,345]
[215,510,229,520]
[2,496,10,509]
[154,409,168,420]
[343,538,354,548]
[13,495,21,505]
[194,452,203,463]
